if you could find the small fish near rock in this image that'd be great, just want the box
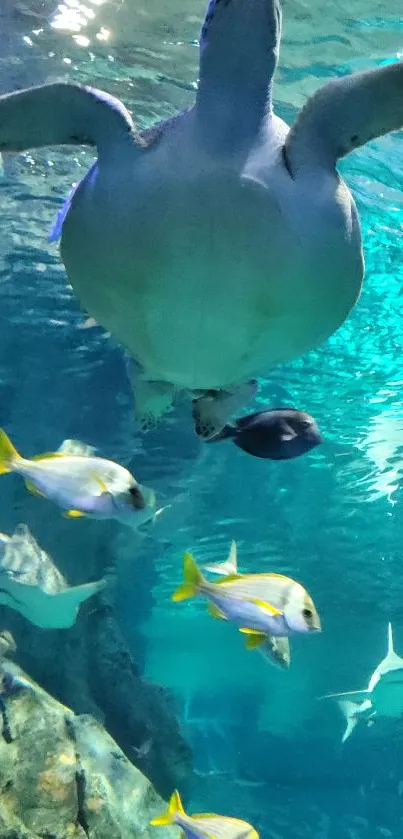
[206,408,323,460]
[151,789,258,839]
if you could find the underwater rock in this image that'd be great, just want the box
[0,659,179,839]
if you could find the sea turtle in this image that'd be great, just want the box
[0,0,402,436]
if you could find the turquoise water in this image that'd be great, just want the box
[1,0,403,837]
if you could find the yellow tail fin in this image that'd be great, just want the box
[150,790,185,826]
[172,552,204,602]
[0,429,21,475]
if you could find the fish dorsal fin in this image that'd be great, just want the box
[192,814,218,820]
[376,623,403,675]
[203,540,238,577]
[225,539,238,574]
[58,439,96,457]
[388,622,395,657]
[216,573,243,584]
[31,452,66,461]
[236,412,261,429]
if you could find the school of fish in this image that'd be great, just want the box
[0,404,326,831]
[0,405,398,826]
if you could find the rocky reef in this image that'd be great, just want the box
[0,658,179,839]
[0,497,192,802]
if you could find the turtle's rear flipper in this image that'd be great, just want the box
[193,380,257,440]
[129,367,176,432]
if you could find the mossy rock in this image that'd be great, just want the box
[0,663,179,839]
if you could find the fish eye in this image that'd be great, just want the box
[129,485,145,509]
[300,420,312,429]
[302,607,313,618]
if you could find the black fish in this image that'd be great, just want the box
[207,408,323,460]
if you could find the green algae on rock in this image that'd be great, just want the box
[0,660,180,839]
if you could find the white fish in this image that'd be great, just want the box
[150,790,258,839]
[173,551,321,642]
[0,429,158,527]
[321,623,403,741]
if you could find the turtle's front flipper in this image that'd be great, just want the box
[0,83,138,162]
[193,381,258,440]
[285,62,403,176]
[128,365,176,432]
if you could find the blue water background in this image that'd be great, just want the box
[1,1,403,836]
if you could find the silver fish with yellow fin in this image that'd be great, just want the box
[173,551,321,645]
[0,429,158,527]
[204,542,291,668]
[150,790,258,839]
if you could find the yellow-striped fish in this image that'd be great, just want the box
[150,790,258,839]
[204,542,291,666]
[0,429,157,527]
[173,551,321,646]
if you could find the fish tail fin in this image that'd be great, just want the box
[339,700,360,743]
[205,424,236,444]
[0,429,21,474]
[150,790,185,826]
[172,552,204,601]
[388,622,395,656]
[203,539,238,577]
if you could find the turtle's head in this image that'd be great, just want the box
[197,0,282,149]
